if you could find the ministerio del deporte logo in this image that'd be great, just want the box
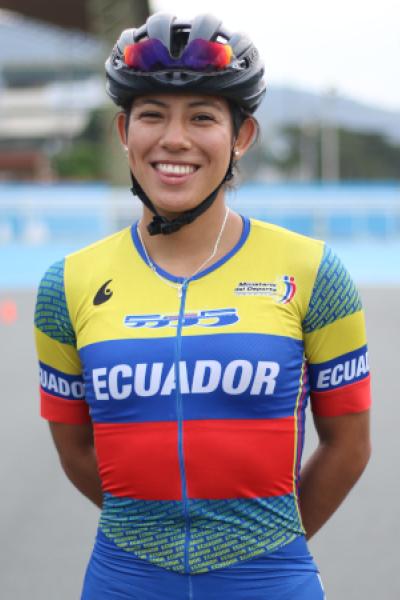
[234,276,297,304]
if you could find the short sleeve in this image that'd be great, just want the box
[303,245,371,417]
[34,259,91,424]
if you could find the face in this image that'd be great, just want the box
[117,93,253,216]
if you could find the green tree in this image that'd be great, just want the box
[266,125,400,181]
[51,110,105,180]
[339,130,400,180]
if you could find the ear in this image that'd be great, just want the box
[233,117,258,160]
[116,111,128,148]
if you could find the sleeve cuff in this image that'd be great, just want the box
[311,375,371,417]
[40,389,91,424]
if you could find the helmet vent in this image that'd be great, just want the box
[170,28,190,58]
[215,34,229,44]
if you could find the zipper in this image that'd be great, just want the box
[175,279,191,574]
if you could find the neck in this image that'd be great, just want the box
[137,194,243,278]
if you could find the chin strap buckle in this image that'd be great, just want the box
[147,215,183,236]
[130,153,235,236]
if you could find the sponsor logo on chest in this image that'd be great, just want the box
[234,276,296,304]
[124,308,239,329]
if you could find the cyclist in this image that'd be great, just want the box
[34,12,371,600]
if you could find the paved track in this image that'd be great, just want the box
[0,288,397,599]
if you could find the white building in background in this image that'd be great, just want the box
[0,9,106,179]
[1,9,399,182]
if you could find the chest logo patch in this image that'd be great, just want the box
[124,308,239,329]
[234,276,296,304]
[93,280,113,305]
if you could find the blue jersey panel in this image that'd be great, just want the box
[81,531,324,600]
[79,333,306,423]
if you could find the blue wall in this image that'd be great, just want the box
[1,182,399,287]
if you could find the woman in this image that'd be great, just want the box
[34,13,371,600]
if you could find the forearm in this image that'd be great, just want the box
[60,448,103,509]
[299,439,370,539]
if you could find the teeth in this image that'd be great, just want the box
[155,163,196,175]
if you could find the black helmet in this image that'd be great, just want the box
[105,13,266,113]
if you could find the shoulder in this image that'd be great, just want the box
[37,227,131,284]
[247,218,360,326]
[34,258,75,345]
[248,218,325,263]
[55,226,132,295]
[303,243,362,334]
[36,226,131,291]
[65,226,131,272]
[248,217,325,297]
[35,227,131,333]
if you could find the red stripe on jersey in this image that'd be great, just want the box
[40,389,91,424]
[94,422,182,500]
[311,375,371,417]
[184,418,295,499]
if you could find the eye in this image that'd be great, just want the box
[192,113,216,122]
[138,110,163,120]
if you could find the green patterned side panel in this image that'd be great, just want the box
[34,259,76,346]
[99,493,302,574]
[302,245,362,334]
[188,495,302,573]
[100,495,186,572]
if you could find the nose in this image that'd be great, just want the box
[159,116,192,152]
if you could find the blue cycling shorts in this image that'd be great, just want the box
[81,530,325,600]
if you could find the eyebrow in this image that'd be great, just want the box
[134,98,224,111]
[187,100,224,111]
[134,99,168,108]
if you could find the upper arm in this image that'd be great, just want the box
[34,259,91,425]
[49,421,95,463]
[303,245,372,418]
[313,410,371,451]
[312,410,372,479]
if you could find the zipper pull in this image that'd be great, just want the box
[179,279,189,299]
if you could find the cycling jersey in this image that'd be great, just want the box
[34,217,370,584]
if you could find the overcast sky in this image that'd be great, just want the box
[152,0,400,112]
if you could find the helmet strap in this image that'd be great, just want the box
[130,150,235,236]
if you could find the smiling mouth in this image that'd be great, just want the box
[152,162,199,176]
